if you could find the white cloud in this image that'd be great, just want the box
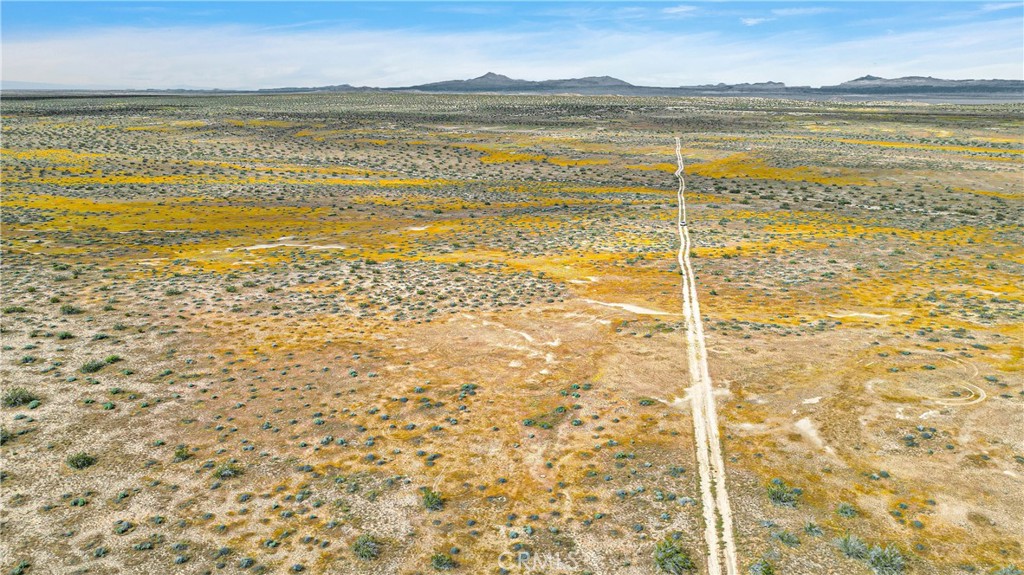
[771,7,837,17]
[533,5,651,23]
[981,3,1021,12]
[2,17,1021,90]
[662,5,699,15]
[429,5,507,16]
[741,17,774,26]
[935,2,1023,21]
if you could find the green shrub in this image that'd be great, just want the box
[352,534,382,560]
[654,536,695,574]
[214,464,243,479]
[60,304,83,315]
[749,559,776,575]
[173,445,192,462]
[67,452,97,470]
[3,387,38,408]
[3,306,27,314]
[80,360,107,374]
[430,553,456,571]
[868,545,905,575]
[772,530,800,547]
[837,502,858,518]
[835,534,868,559]
[421,487,444,511]
[766,478,800,507]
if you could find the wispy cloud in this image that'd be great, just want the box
[771,7,837,17]
[533,5,651,22]
[429,5,507,16]
[2,15,1021,89]
[106,6,170,15]
[935,1,1023,21]
[251,20,343,33]
[740,17,774,26]
[663,5,699,16]
[981,3,1021,13]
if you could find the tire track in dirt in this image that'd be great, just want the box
[674,137,739,575]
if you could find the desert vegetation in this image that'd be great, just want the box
[0,92,1020,574]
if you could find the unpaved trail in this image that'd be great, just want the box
[674,137,739,575]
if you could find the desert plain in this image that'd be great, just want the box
[0,92,1021,575]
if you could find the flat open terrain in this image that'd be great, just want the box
[1,93,1021,575]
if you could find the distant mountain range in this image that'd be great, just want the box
[821,75,1024,93]
[5,73,1023,100]
[390,72,796,95]
[403,72,635,93]
[257,72,1024,99]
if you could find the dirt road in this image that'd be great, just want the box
[674,137,739,575]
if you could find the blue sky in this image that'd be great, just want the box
[3,2,1022,89]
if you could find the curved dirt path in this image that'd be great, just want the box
[932,382,987,406]
[674,138,739,575]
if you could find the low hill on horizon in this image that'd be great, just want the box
[343,72,1024,98]
[4,73,1022,100]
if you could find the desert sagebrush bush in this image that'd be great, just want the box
[67,452,97,469]
[837,502,858,518]
[766,478,801,507]
[3,387,38,408]
[868,545,906,575]
[654,535,695,574]
[421,487,444,511]
[772,530,800,547]
[430,553,456,571]
[352,534,382,560]
[835,534,868,559]
[173,445,192,462]
[214,464,243,479]
[80,360,107,374]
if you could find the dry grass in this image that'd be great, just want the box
[1,92,1020,575]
